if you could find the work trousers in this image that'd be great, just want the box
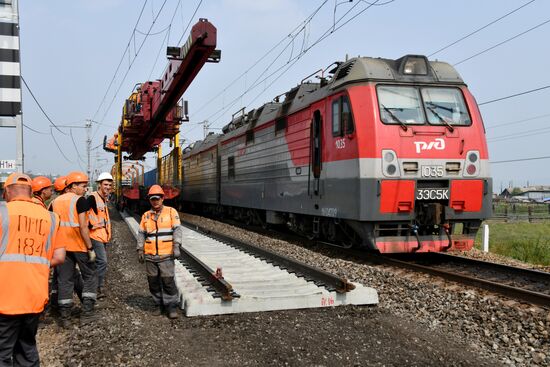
[91,239,108,289]
[49,268,83,308]
[0,313,40,367]
[145,259,179,307]
[57,251,98,308]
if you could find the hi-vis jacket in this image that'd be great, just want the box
[137,206,182,259]
[52,192,87,252]
[0,199,61,315]
[32,196,47,209]
[88,192,111,243]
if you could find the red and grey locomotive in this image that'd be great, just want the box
[180,54,491,253]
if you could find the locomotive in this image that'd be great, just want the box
[150,54,492,253]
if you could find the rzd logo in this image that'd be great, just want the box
[414,138,445,154]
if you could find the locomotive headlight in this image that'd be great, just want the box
[463,150,480,177]
[382,149,400,177]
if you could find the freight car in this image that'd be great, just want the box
[174,54,492,253]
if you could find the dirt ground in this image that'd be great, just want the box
[36,210,500,367]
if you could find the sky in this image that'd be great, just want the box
[1,0,549,192]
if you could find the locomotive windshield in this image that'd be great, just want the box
[377,85,471,126]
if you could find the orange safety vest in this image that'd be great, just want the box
[32,196,46,209]
[52,192,87,252]
[139,206,180,256]
[0,199,59,315]
[88,192,111,243]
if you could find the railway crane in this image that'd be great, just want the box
[104,18,219,209]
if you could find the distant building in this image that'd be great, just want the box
[500,186,550,202]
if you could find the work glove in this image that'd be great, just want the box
[137,249,145,264]
[88,249,96,263]
[173,245,181,259]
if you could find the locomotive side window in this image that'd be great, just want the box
[421,88,471,126]
[342,97,354,134]
[332,100,340,136]
[332,96,355,136]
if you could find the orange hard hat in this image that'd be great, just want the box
[53,176,67,192]
[31,176,53,193]
[4,173,32,187]
[65,171,89,186]
[148,185,165,196]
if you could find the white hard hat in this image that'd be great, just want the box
[96,172,114,182]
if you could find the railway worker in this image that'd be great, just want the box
[0,173,65,366]
[51,171,98,326]
[31,176,53,209]
[87,172,113,298]
[136,185,182,319]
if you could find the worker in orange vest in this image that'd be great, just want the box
[137,185,182,319]
[51,171,98,327]
[31,176,53,209]
[0,173,65,366]
[87,172,113,298]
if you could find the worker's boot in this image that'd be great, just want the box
[167,305,179,320]
[97,287,106,300]
[152,304,163,316]
[58,307,72,329]
[80,299,97,325]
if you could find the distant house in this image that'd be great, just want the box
[500,186,550,202]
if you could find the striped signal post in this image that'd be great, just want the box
[0,0,23,172]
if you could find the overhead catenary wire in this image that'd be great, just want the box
[478,84,550,106]
[92,0,149,122]
[486,113,550,130]
[98,0,169,124]
[50,128,74,163]
[21,75,67,135]
[188,0,386,132]
[491,155,550,164]
[428,0,536,57]
[22,123,48,135]
[190,0,330,118]
[453,17,550,66]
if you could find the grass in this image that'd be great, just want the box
[474,220,550,266]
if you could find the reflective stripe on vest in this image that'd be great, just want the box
[141,206,176,256]
[59,194,80,227]
[52,193,86,252]
[0,253,50,265]
[88,191,111,243]
[0,203,8,256]
[0,200,57,314]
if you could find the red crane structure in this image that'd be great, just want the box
[104,18,219,206]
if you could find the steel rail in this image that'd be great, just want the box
[421,252,550,283]
[178,244,235,301]
[180,220,355,293]
[368,253,550,308]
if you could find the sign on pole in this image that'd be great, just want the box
[0,0,23,172]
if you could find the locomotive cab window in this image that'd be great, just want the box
[377,85,472,126]
[332,96,355,136]
[421,88,471,126]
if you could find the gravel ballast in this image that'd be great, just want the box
[181,214,550,367]
[33,210,507,366]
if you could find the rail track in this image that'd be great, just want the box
[378,252,550,308]
[181,213,550,308]
[180,220,357,294]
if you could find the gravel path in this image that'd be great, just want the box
[181,214,550,367]
[34,210,502,366]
